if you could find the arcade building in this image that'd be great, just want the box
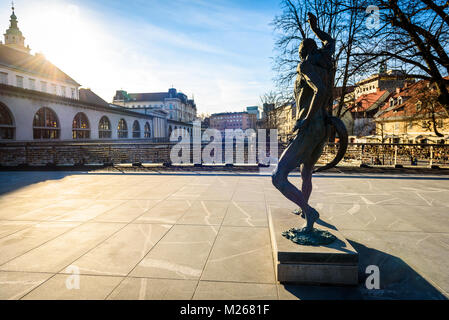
[0,6,168,142]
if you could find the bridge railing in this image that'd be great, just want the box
[316,143,449,168]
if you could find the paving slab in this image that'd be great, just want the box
[0,271,54,300]
[107,277,198,300]
[135,200,192,224]
[201,226,275,284]
[0,222,81,265]
[0,222,124,273]
[0,221,37,239]
[69,224,171,276]
[193,281,278,300]
[222,201,268,227]
[93,200,160,223]
[130,224,217,280]
[177,200,229,225]
[21,274,123,300]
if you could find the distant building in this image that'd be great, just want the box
[201,116,210,130]
[262,103,275,119]
[209,111,256,135]
[113,88,196,136]
[113,88,196,123]
[346,89,391,138]
[330,68,416,141]
[265,103,296,144]
[374,79,449,144]
[354,69,415,100]
[246,106,260,119]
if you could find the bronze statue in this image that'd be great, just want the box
[272,13,348,235]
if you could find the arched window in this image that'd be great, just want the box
[72,112,90,139]
[118,119,128,138]
[168,125,172,137]
[33,107,60,139]
[132,120,141,138]
[144,122,151,138]
[0,103,14,139]
[98,116,111,138]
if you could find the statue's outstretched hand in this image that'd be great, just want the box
[307,12,318,29]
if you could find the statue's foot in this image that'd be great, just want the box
[292,208,305,219]
[303,207,320,233]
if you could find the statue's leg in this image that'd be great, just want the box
[293,164,312,219]
[272,136,313,225]
[301,163,313,204]
[303,134,327,201]
[290,124,328,230]
[302,129,329,230]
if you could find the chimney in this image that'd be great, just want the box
[396,87,401,94]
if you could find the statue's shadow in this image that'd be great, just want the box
[280,235,448,300]
[315,217,337,231]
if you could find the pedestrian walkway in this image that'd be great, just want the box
[0,171,447,299]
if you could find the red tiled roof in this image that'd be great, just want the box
[376,79,449,119]
[0,44,80,86]
[352,90,390,112]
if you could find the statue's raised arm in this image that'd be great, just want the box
[307,13,335,69]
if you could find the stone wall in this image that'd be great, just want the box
[0,141,173,166]
[0,141,281,166]
[1,141,448,168]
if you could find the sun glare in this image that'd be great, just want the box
[24,2,107,86]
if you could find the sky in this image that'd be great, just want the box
[0,0,282,114]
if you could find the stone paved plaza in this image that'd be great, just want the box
[0,171,448,300]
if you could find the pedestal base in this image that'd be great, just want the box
[268,207,359,285]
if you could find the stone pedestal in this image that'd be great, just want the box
[268,208,359,285]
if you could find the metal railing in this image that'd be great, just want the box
[318,143,449,168]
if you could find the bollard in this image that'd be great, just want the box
[394,145,398,166]
[430,146,433,168]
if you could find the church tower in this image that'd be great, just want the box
[3,4,30,53]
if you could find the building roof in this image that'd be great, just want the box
[79,88,109,107]
[375,78,449,120]
[128,92,171,102]
[352,90,390,113]
[356,70,412,86]
[333,85,355,99]
[0,83,153,119]
[0,44,80,86]
[114,88,195,107]
[211,111,249,117]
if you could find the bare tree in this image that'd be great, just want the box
[271,0,367,120]
[259,90,294,108]
[351,0,449,116]
[405,82,447,137]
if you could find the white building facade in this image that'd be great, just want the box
[0,6,167,142]
[113,88,196,136]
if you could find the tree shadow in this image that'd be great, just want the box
[0,171,77,196]
[280,240,447,300]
